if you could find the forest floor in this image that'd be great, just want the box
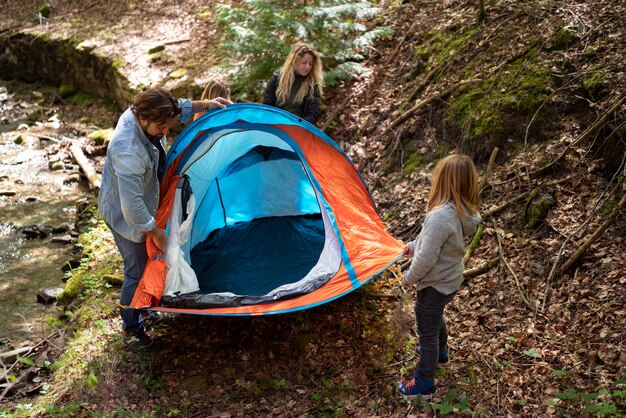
[1,0,625,417]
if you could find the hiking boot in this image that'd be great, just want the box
[416,345,449,364]
[397,377,436,400]
[122,329,154,349]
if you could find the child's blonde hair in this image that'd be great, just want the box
[201,78,230,101]
[276,42,324,106]
[428,154,479,217]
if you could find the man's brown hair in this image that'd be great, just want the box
[131,87,181,124]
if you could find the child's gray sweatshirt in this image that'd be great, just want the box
[404,202,482,294]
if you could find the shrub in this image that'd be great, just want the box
[215,0,392,99]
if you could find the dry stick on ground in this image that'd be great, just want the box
[463,223,485,266]
[558,191,626,274]
[479,147,499,192]
[0,330,61,402]
[497,232,536,311]
[483,174,580,219]
[388,33,409,62]
[321,93,354,132]
[541,175,622,311]
[69,139,101,189]
[464,256,500,278]
[0,367,35,400]
[529,94,626,178]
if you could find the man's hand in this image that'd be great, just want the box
[147,227,167,252]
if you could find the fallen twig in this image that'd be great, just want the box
[464,256,499,279]
[542,177,622,310]
[383,79,482,145]
[321,93,354,132]
[497,232,536,311]
[558,192,626,274]
[463,223,485,266]
[479,147,499,192]
[484,174,580,218]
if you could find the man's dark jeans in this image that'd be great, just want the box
[108,225,148,334]
[414,286,456,381]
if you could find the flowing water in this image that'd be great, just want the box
[0,83,93,346]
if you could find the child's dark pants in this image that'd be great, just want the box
[415,286,456,381]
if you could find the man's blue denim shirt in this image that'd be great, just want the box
[98,99,192,243]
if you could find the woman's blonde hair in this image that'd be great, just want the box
[428,154,479,217]
[201,78,230,101]
[276,42,324,106]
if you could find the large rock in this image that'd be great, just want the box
[36,287,65,304]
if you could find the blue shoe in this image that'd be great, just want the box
[397,377,436,400]
[416,345,449,364]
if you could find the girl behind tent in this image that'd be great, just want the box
[397,154,482,400]
[193,77,231,121]
[263,42,324,124]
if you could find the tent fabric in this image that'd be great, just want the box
[130,103,403,316]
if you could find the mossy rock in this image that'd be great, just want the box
[150,52,163,63]
[169,68,188,79]
[147,44,165,54]
[582,67,608,100]
[49,160,65,170]
[88,128,115,145]
[77,40,98,52]
[56,274,84,306]
[103,274,124,287]
[552,26,578,50]
[524,188,556,228]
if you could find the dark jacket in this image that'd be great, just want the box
[263,71,320,124]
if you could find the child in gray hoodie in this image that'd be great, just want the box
[398,154,482,400]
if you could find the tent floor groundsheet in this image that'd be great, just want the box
[190,214,325,297]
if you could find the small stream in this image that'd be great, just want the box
[0,82,95,346]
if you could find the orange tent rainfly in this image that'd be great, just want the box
[131,103,403,316]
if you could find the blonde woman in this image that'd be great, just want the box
[193,78,231,121]
[398,154,482,399]
[263,42,324,124]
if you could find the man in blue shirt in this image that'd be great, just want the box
[98,87,230,347]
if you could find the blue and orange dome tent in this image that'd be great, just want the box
[131,103,403,316]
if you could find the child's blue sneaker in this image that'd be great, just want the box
[416,345,449,364]
[397,377,436,400]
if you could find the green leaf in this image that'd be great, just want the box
[552,370,568,377]
[17,355,34,366]
[556,387,579,400]
[522,348,541,357]
[86,373,98,387]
